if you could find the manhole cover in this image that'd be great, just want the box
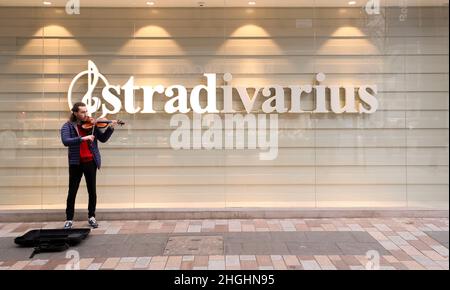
[164,236,223,256]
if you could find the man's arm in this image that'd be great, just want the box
[61,123,82,147]
[95,126,114,143]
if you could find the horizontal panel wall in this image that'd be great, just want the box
[0,6,448,209]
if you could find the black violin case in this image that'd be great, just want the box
[15,228,91,258]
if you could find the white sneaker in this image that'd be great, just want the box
[88,217,99,228]
[64,220,73,229]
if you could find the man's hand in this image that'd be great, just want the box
[81,135,95,142]
[110,120,118,128]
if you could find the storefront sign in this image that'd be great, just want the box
[68,60,378,118]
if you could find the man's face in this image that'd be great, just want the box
[74,106,88,121]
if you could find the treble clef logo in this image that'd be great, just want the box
[67,60,110,116]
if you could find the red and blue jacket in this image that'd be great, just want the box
[60,121,114,169]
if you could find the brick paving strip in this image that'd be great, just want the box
[0,218,447,270]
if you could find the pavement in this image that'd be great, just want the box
[0,217,448,270]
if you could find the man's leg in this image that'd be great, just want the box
[83,161,97,219]
[66,164,83,221]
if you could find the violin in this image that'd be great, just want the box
[81,117,125,130]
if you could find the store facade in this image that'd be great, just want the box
[0,0,448,213]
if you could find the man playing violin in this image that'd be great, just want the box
[60,102,118,229]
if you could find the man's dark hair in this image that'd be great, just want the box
[69,102,86,122]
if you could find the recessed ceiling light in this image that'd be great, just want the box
[43,1,52,5]
[348,1,357,5]
[146,1,155,5]
[248,1,256,5]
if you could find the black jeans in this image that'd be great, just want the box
[66,161,97,220]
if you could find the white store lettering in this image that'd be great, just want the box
[67,60,379,117]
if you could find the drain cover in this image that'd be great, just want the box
[163,236,223,256]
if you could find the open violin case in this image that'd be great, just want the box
[15,228,91,258]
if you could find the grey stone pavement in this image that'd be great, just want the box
[2,231,389,261]
[0,218,448,270]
